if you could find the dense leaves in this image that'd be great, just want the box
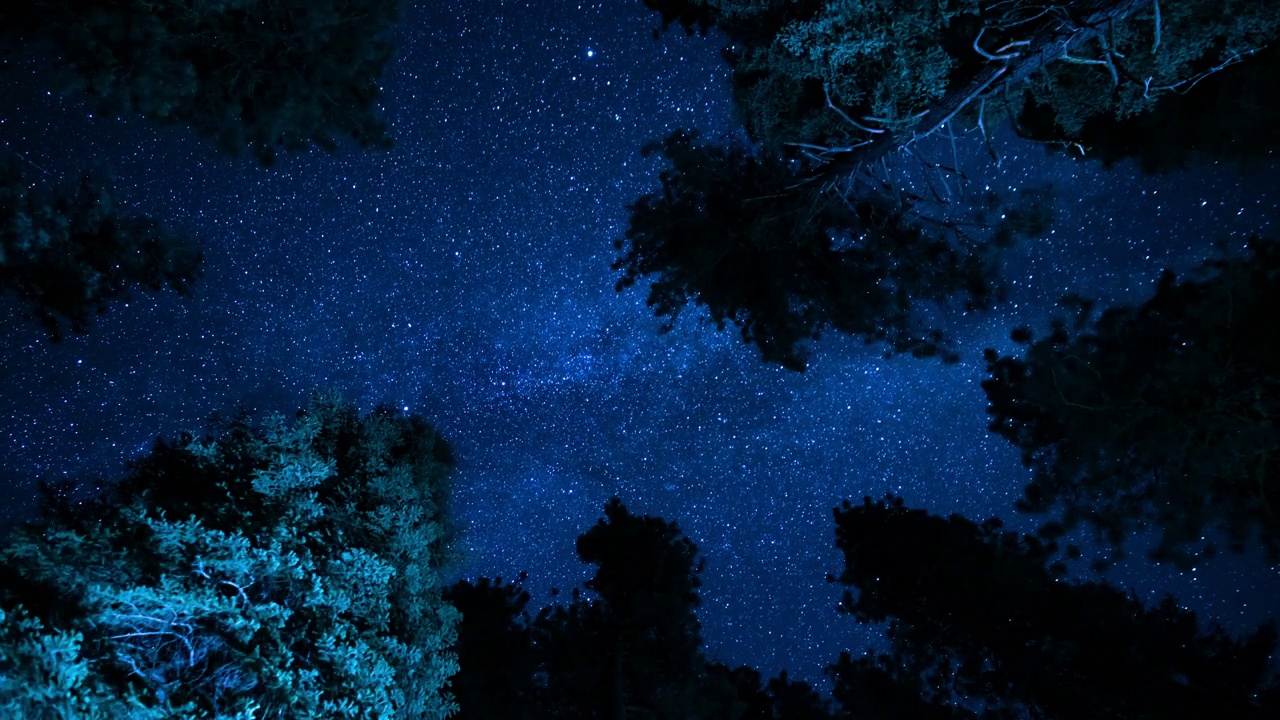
[1,0,400,164]
[447,494,1279,719]
[0,394,460,718]
[447,498,835,719]
[831,495,1280,719]
[983,239,1280,566]
[615,130,1003,370]
[645,1,1279,162]
[1017,40,1280,172]
[1016,0,1280,147]
[0,160,202,339]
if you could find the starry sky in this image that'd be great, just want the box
[2,0,1278,689]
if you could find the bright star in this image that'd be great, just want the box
[586,49,595,58]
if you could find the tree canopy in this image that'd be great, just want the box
[1017,39,1280,172]
[983,238,1280,567]
[831,495,1280,719]
[446,494,1280,719]
[619,1,1279,368]
[1,0,401,164]
[614,131,1016,370]
[447,497,837,719]
[0,160,202,339]
[0,394,460,718]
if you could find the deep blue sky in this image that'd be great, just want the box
[2,0,1278,688]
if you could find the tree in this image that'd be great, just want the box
[982,238,1280,567]
[614,130,1048,371]
[645,1,1278,171]
[621,1,1278,368]
[0,393,461,718]
[443,575,539,720]
[830,495,1280,719]
[447,499,831,719]
[1009,0,1280,169]
[1,159,202,339]
[1,0,401,165]
[1015,39,1280,172]
[533,497,710,720]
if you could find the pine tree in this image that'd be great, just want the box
[830,495,1279,719]
[0,393,460,718]
[982,238,1280,567]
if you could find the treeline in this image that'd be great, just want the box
[1,400,1274,716]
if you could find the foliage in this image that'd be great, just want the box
[1019,0,1280,139]
[447,494,1279,719]
[443,576,537,720]
[1,0,401,165]
[831,495,1280,719]
[1016,40,1280,172]
[0,394,460,719]
[535,497,710,719]
[615,130,1010,370]
[0,159,202,340]
[982,239,1280,567]
[644,2,1279,162]
[447,498,833,719]
[726,0,981,153]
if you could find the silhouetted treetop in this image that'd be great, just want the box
[444,576,538,720]
[615,130,1010,370]
[642,0,717,36]
[982,238,1280,568]
[832,495,1279,719]
[0,159,202,339]
[1,0,401,164]
[1016,40,1280,172]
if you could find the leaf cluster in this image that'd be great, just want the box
[615,130,1001,370]
[982,238,1280,567]
[0,159,202,340]
[2,0,400,164]
[0,394,460,718]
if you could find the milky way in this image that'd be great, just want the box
[2,0,1277,686]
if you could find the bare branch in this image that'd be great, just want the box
[1152,0,1161,54]
[974,27,1023,61]
[824,83,884,134]
[1061,53,1109,66]
[977,97,1000,167]
[1144,48,1257,99]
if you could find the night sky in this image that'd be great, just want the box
[2,0,1278,689]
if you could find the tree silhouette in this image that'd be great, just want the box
[830,495,1279,719]
[444,575,539,720]
[447,499,836,719]
[0,394,460,718]
[622,1,1278,368]
[1015,41,1280,172]
[1,0,400,164]
[615,130,1027,370]
[983,238,1280,567]
[1,160,202,339]
[534,497,710,720]
[645,1,1278,172]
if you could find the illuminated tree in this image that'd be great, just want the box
[0,394,460,718]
